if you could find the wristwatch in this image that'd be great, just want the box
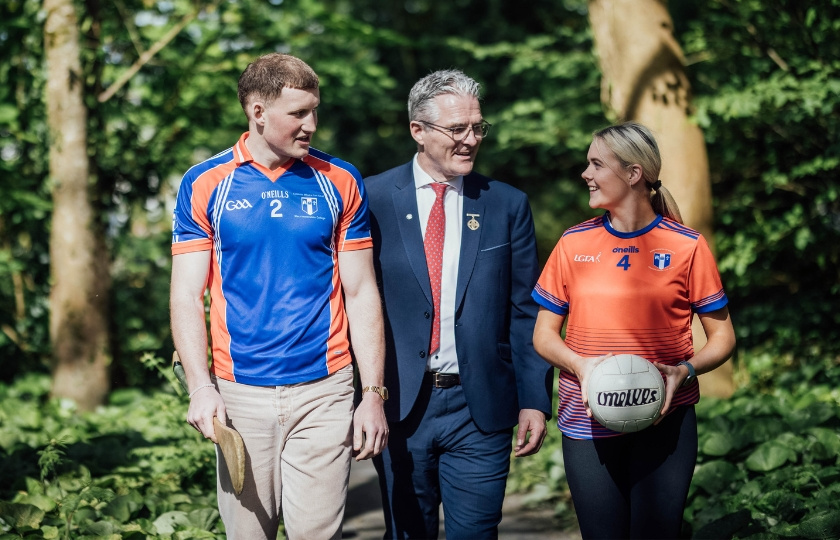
[678,361,696,387]
[362,385,389,401]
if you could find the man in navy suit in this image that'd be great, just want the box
[365,69,553,539]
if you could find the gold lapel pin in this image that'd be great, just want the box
[466,213,480,231]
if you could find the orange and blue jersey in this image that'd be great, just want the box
[172,132,372,386]
[533,214,728,439]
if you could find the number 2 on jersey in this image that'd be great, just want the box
[270,199,283,218]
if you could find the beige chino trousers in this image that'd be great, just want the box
[214,365,354,540]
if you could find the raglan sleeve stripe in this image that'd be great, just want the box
[335,164,373,251]
[688,235,728,313]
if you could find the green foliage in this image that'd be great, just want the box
[327,0,602,255]
[0,0,52,380]
[679,0,840,362]
[1,2,839,534]
[687,363,840,539]
[509,355,840,538]
[0,360,222,538]
[1,0,603,388]
[506,430,578,530]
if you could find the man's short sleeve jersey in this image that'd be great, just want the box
[171,132,372,386]
[532,214,728,439]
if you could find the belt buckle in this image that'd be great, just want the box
[432,372,444,388]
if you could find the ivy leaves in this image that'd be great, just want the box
[0,364,223,538]
[688,385,840,539]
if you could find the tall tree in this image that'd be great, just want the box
[27,0,408,402]
[588,0,734,396]
[43,0,111,409]
[39,0,225,406]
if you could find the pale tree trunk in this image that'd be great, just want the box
[44,0,111,410]
[588,0,734,397]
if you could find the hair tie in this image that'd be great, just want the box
[650,180,662,191]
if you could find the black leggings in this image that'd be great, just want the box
[562,406,698,539]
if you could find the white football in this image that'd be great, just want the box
[587,354,665,433]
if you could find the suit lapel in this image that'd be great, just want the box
[392,172,433,305]
[456,175,484,310]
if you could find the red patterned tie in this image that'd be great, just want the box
[424,182,448,354]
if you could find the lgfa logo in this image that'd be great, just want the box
[574,252,601,263]
[225,199,253,211]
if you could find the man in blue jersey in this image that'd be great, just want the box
[364,69,553,539]
[170,53,388,540]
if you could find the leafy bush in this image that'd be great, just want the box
[689,384,840,539]
[2,354,838,539]
[682,0,840,363]
[509,355,840,539]
[0,355,223,539]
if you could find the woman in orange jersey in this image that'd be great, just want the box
[532,122,735,539]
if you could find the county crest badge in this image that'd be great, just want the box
[301,197,318,216]
[653,252,671,270]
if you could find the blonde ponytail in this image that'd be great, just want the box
[648,181,683,224]
[595,122,685,224]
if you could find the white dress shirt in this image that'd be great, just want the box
[413,155,462,374]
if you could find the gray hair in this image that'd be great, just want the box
[408,69,481,122]
[594,122,683,223]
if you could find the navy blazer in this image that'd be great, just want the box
[365,162,552,433]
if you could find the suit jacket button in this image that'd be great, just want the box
[419,351,426,358]
[424,312,431,319]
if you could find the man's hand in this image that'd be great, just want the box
[514,408,547,457]
[187,386,227,444]
[353,393,388,460]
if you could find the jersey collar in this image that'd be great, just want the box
[233,132,254,166]
[603,212,663,238]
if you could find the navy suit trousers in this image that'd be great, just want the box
[373,383,512,540]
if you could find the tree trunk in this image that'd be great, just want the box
[44,0,111,410]
[588,0,734,397]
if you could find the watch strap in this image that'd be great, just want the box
[678,361,696,387]
[362,385,388,401]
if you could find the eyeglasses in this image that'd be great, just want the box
[418,120,492,141]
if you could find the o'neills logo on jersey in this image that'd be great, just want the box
[225,199,253,211]
[574,252,601,263]
[261,190,289,199]
[301,197,318,215]
[596,388,659,407]
[613,246,640,253]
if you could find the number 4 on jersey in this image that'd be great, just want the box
[616,255,631,271]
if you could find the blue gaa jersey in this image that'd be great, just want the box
[172,132,372,386]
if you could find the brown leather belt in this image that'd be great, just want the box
[425,372,461,388]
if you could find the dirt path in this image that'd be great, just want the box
[342,458,581,540]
